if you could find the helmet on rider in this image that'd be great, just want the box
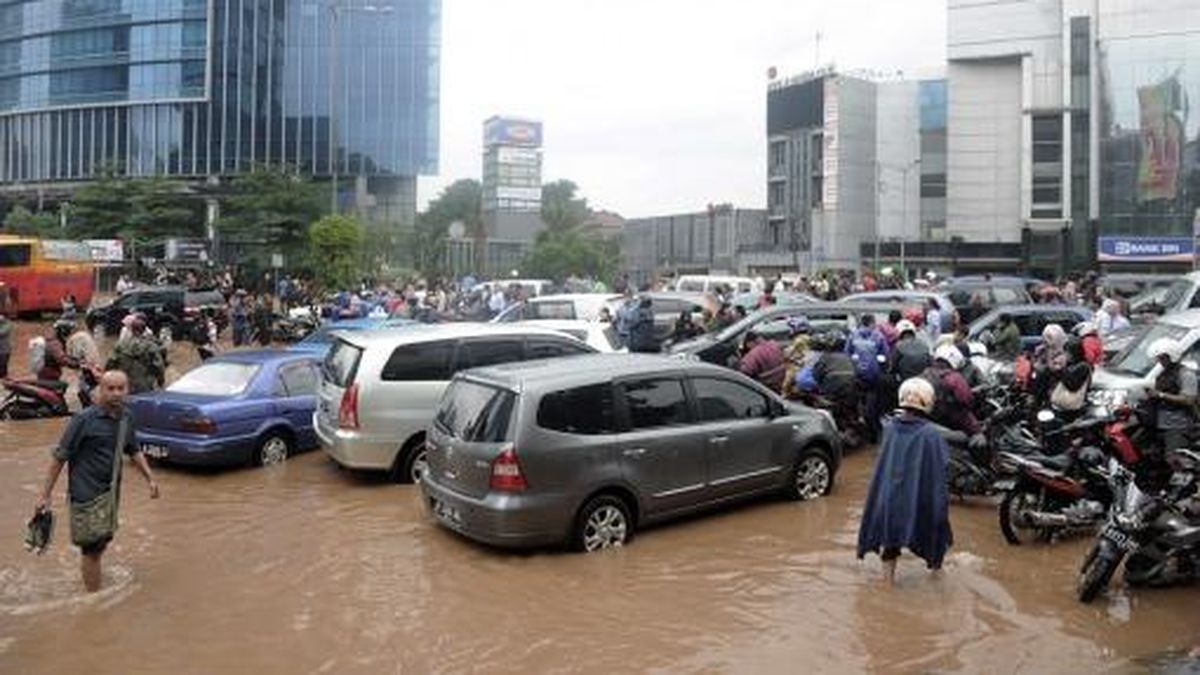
[898,377,935,414]
[1147,337,1183,364]
[53,318,75,341]
[1073,321,1098,337]
[934,343,965,370]
[895,319,917,337]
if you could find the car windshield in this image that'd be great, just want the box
[1157,278,1192,311]
[300,324,364,345]
[1108,322,1190,377]
[434,380,517,442]
[168,362,260,396]
[1128,285,1170,313]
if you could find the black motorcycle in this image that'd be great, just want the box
[1077,449,1200,603]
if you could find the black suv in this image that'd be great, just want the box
[86,287,228,341]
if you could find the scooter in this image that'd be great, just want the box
[0,377,71,420]
[1077,449,1200,603]
[996,444,1114,545]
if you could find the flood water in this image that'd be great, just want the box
[0,322,1197,673]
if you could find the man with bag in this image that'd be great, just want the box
[34,370,160,592]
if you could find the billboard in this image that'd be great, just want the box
[83,239,125,263]
[1097,236,1194,263]
[496,147,540,165]
[484,117,543,148]
[496,186,541,202]
[1136,75,1185,203]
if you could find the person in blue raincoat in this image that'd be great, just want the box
[856,377,952,584]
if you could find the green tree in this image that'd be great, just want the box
[2,205,61,237]
[68,167,204,241]
[523,228,619,283]
[308,214,365,290]
[69,166,137,238]
[413,179,481,277]
[541,179,589,233]
[218,165,325,255]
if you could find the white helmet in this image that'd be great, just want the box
[895,319,917,336]
[1147,338,1184,363]
[934,343,965,370]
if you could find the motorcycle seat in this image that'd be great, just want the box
[1027,453,1073,472]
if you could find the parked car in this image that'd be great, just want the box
[492,293,622,323]
[1126,272,1200,319]
[1098,273,1178,301]
[512,320,623,352]
[288,317,416,357]
[640,291,720,343]
[673,274,762,295]
[86,286,228,341]
[315,324,598,483]
[422,354,842,551]
[1092,310,1200,406]
[938,277,1034,324]
[670,302,912,367]
[129,351,321,467]
[967,304,1094,353]
[842,290,956,332]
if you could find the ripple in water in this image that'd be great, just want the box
[0,564,136,616]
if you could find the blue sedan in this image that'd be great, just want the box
[129,351,322,468]
[288,317,415,357]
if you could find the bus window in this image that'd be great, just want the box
[0,244,32,267]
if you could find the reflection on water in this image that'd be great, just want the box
[0,323,1196,672]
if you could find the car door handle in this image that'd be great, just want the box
[623,448,647,457]
[710,435,729,444]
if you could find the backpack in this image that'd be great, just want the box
[849,331,881,382]
[924,370,959,426]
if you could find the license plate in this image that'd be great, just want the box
[1102,523,1138,552]
[993,479,1017,491]
[432,500,462,528]
[140,443,169,459]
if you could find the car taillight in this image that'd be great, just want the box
[180,416,217,435]
[489,444,527,492]
[338,383,360,430]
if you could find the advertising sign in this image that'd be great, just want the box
[484,117,543,148]
[1136,75,1184,203]
[165,238,210,263]
[496,186,541,202]
[496,147,540,165]
[1097,236,1194,263]
[83,239,125,263]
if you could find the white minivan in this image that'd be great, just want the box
[1091,309,1200,407]
[315,324,596,483]
[673,275,761,295]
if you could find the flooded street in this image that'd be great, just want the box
[0,325,1197,673]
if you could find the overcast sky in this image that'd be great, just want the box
[419,0,947,217]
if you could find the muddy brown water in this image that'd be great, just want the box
[0,322,1197,673]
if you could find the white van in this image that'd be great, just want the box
[673,275,761,295]
[315,324,596,483]
[1092,309,1200,406]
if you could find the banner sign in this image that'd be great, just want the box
[83,239,124,263]
[484,117,543,148]
[1097,236,1194,262]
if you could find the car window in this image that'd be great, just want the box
[1160,278,1192,311]
[323,339,363,387]
[457,339,526,370]
[279,362,320,396]
[380,339,455,381]
[1189,289,1200,310]
[169,362,259,396]
[186,291,225,307]
[537,383,617,434]
[1013,313,1042,337]
[678,280,705,293]
[527,338,590,359]
[622,378,690,430]
[1048,312,1083,332]
[994,288,1021,304]
[692,378,770,421]
[528,301,576,320]
[434,380,516,442]
[1109,323,1190,377]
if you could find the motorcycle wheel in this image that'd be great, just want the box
[0,398,13,420]
[1078,549,1119,603]
[999,485,1046,546]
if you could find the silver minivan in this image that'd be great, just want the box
[315,324,596,482]
[421,354,842,552]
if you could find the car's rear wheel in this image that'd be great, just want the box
[255,433,291,467]
[393,439,428,484]
[787,447,833,501]
[574,495,633,553]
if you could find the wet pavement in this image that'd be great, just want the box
[0,323,1198,673]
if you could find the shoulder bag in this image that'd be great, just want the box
[69,414,127,547]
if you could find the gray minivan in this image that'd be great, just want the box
[421,354,842,552]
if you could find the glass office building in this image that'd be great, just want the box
[0,0,440,226]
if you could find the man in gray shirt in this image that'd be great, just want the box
[36,370,160,592]
[1147,338,1198,453]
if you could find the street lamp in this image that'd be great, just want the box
[327,1,394,215]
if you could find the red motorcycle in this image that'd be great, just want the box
[0,377,71,420]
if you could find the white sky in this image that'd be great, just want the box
[419,0,947,217]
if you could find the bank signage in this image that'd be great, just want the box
[1097,236,1194,262]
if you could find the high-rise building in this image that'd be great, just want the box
[476,115,544,275]
[0,0,441,235]
[947,0,1200,272]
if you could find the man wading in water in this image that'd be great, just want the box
[35,370,160,592]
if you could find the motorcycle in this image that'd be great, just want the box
[271,314,319,343]
[996,444,1113,545]
[796,390,868,448]
[1077,449,1200,603]
[0,377,71,420]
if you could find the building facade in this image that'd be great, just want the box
[767,68,948,273]
[621,205,768,288]
[947,0,1200,272]
[0,0,441,231]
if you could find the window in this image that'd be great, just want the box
[920,173,947,199]
[769,182,785,209]
[622,378,690,430]
[1013,313,1042,337]
[324,340,364,387]
[169,363,259,396]
[769,140,786,170]
[1031,114,1063,218]
[993,288,1022,304]
[692,378,770,422]
[0,244,32,267]
[434,381,516,442]
[527,338,590,360]
[537,383,617,435]
[527,301,576,320]
[457,339,525,370]
[380,340,454,381]
[279,363,320,396]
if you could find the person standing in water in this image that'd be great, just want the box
[857,377,953,584]
[34,371,160,592]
